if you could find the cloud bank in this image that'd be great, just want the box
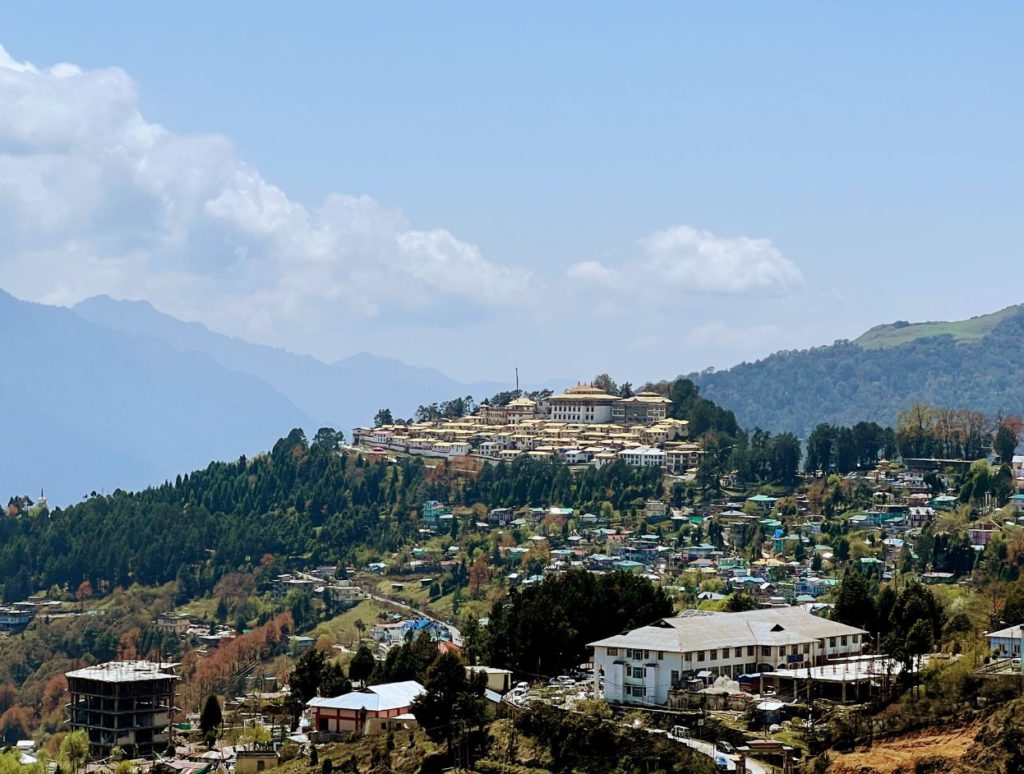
[567,225,804,302]
[0,43,805,372]
[0,45,532,354]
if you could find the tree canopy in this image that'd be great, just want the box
[0,428,673,599]
[199,694,222,746]
[688,310,1024,436]
[484,569,672,676]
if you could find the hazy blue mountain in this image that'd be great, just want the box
[688,305,1024,437]
[0,290,309,504]
[73,295,539,429]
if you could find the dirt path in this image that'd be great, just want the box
[828,724,982,773]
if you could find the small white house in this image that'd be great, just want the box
[618,446,666,468]
[987,624,1024,658]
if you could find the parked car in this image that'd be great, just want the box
[716,741,735,755]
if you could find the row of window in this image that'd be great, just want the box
[607,647,667,661]
[686,643,811,660]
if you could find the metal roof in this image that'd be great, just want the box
[987,623,1024,639]
[588,607,866,653]
[307,680,425,712]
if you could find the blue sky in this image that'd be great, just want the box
[1,3,1021,383]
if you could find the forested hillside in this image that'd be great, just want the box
[0,429,666,600]
[688,304,1024,437]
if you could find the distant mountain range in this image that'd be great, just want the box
[72,295,533,429]
[0,291,546,504]
[689,304,1024,437]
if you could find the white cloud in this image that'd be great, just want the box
[641,226,803,293]
[567,224,803,299]
[0,43,809,378]
[565,260,620,287]
[0,44,533,357]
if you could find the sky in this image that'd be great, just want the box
[1,3,1022,384]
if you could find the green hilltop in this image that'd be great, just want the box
[854,304,1024,349]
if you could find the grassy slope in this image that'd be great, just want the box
[310,598,389,647]
[854,304,1023,349]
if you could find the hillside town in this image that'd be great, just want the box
[4,5,1022,772]
[5,392,1024,774]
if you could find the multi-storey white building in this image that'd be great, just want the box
[589,607,866,706]
[547,385,619,423]
[611,392,672,424]
[665,443,703,475]
[506,397,539,424]
[618,446,666,467]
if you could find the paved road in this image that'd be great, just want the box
[676,737,769,774]
[361,589,463,646]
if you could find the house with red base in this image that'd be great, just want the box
[307,681,425,737]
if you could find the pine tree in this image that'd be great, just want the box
[200,695,223,748]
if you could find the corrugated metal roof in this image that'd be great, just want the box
[588,607,866,653]
[308,681,425,712]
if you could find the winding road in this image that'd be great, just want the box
[359,587,464,646]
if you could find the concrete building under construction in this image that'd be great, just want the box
[66,660,178,759]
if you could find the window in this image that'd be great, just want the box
[607,647,618,656]
[762,646,771,656]
[257,762,265,772]
[803,643,810,654]
[658,651,664,660]
[829,637,836,647]
[779,646,787,656]
[709,649,717,660]
[735,647,743,658]
[747,646,754,656]
[841,636,848,646]
[629,666,645,679]
[627,686,647,697]
[697,651,705,662]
